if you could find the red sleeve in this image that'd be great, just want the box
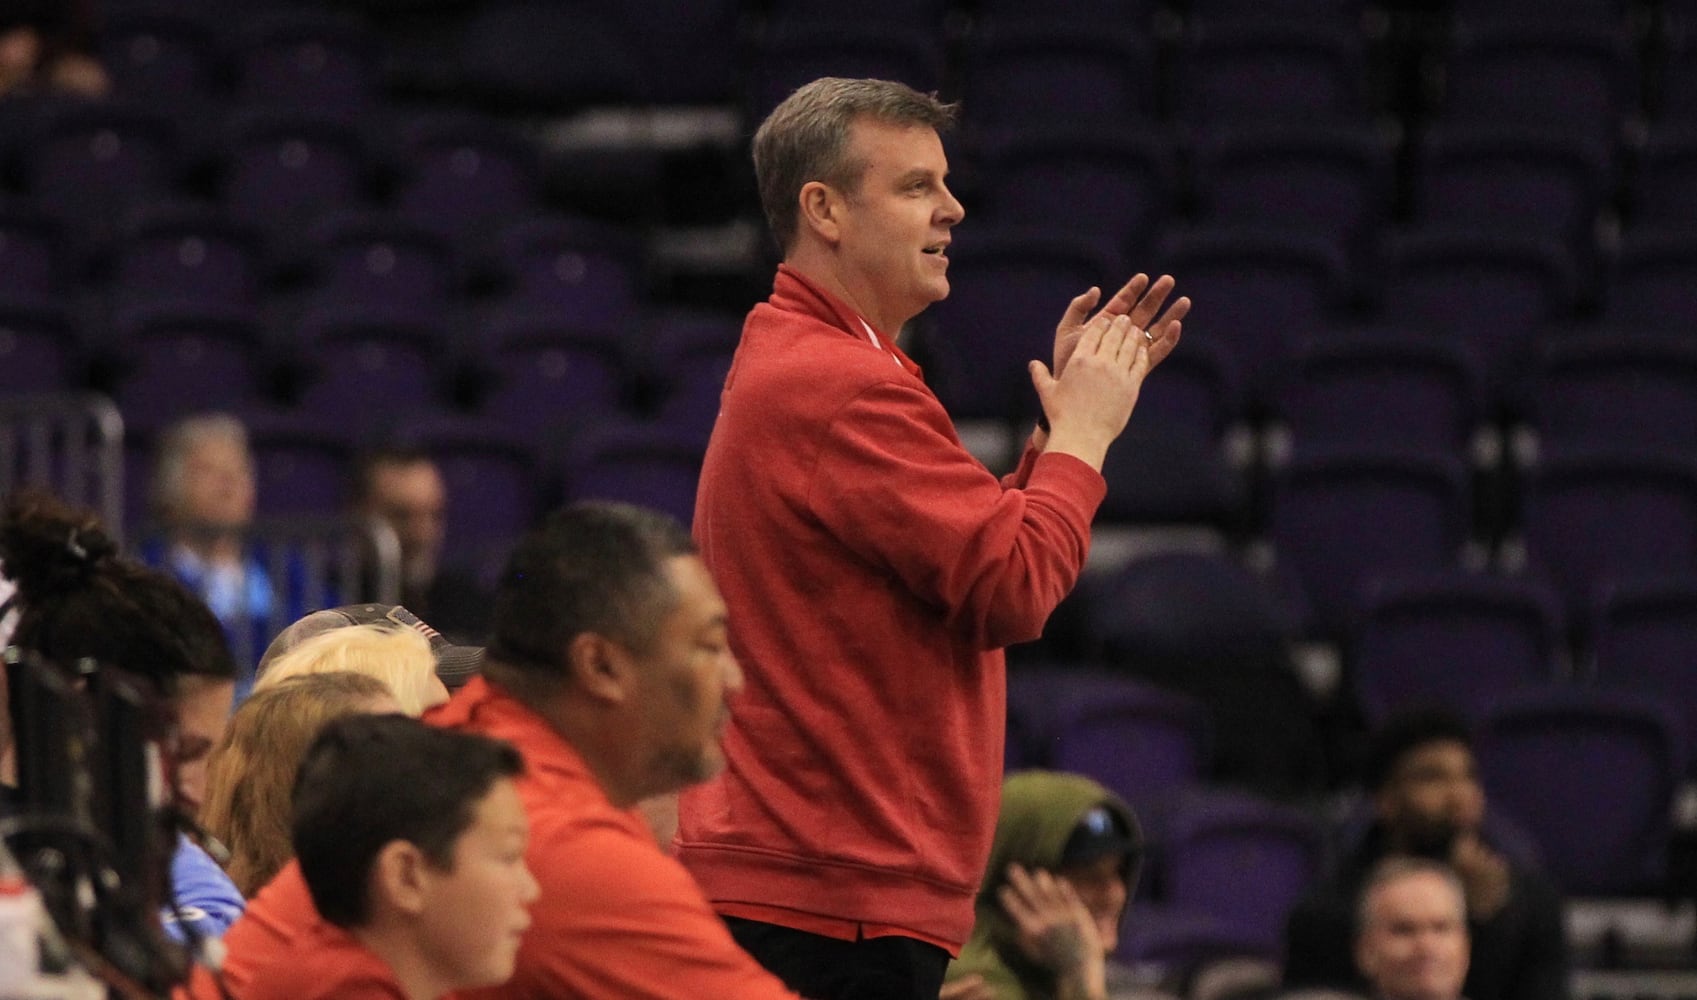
[809,380,1104,650]
[462,822,800,1000]
[999,436,1043,489]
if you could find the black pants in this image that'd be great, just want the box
[725,916,951,1000]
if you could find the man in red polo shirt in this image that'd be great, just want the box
[182,503,798,1000]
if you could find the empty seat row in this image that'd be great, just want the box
[1008,665,1685,900]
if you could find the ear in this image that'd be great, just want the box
[797,180,843,246]
[1354,934,1375,982]
[371,840,432,917]
[564,632,634,705]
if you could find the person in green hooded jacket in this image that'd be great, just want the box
[943,771,1144,1000]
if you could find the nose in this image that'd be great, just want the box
[722,649,745,694]
[938,181,964,226]
[519,861,541,905]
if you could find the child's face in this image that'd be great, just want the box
[418,777,538,989]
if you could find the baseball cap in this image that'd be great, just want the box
[1059,805,1140,868]
[256,604,483,689]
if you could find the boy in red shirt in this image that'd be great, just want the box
[240,714,537,1000]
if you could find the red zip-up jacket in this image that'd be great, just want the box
[676,265,1106,951]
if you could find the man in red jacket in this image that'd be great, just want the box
[677,76,1190,1000]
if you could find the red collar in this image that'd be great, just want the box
[771,264,924,379]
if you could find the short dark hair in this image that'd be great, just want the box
[1362,708,1474,793]
[291,714,524,927]
[753,77,958,253]
[486,502,696,674]
[1,490,237,691]
[349,443,436,506]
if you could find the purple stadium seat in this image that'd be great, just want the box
[1160,789,1325,951]
[1438,19,1635,132]
[1476,686,1684,895]
[1413,125,1612,256]
[1451,0,1628,23]
[457,1,646,112]
[1096,427,1244,530]
[585,0,739,104]
[22,99,178,249]
[765,0,949,27]
[108,305,270,430]
[557,421,706,528]
[220,108,369,239]
[1155,228,1348,401]
[0,299,78,394]
[492,216,645,329]
[1603,230,1697,330]
[474,314,630,443]
[1173,20,1370,124]
[111,202,263,313]
[1118,903,1279,979]
[1351,571,1565,726]
[975,125,1177,261]
[1084,551,1325,798]
[1375,228,1575,378]
[1132,336,1246,443]
[300,210,457,325]
[292,311,451,424]
[1593,576,1697,763]
[1520,448,1697,617]
[1006,666,1212,821]
[241,408,357,519]
[233,10,381,116]
[1271,448,1473,638]
[393,117,541,241]
[0,201,64,307]
[750,22,945,121]
[99,10,219,105]
[1527,336,1697,452]
[960,25,1155,130]
[1192,122,1393,248]
[1274,335,1484,457]
[1631,126,1697,229]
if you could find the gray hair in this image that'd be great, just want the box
[149,412,250,523]
[1355,856,1467,938]
[753,77,958,254]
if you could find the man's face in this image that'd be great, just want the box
[831,119,964,330]
[174,677,234,815]
[631,555,741,796]
[178,436,255,530]
[1356,870,1470,1000]
[1377,740,1486,856]
[418,777,538,990]
[1054,854,1129,954]
[364,461,447,583]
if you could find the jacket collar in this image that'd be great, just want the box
[771,264,924,379]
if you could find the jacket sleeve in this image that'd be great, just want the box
[1281,885,1363,991]
[808,380,1105,650]
[164,835,246,943]
[1501,871,1572,1000]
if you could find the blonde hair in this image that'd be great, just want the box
[200,672,395,896]
[254,622,445,716]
